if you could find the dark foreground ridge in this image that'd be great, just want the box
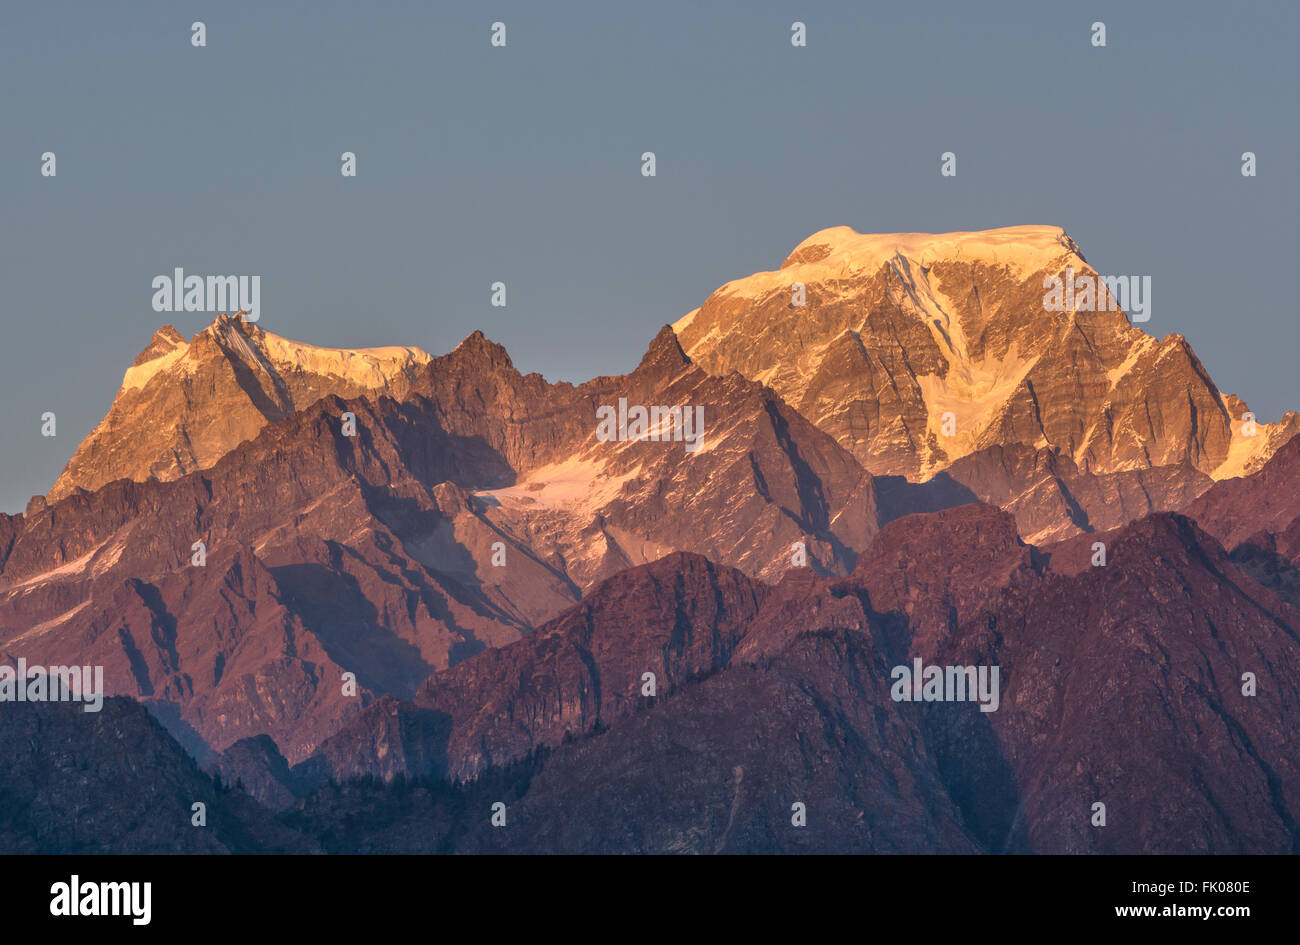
[7,479,1300,852]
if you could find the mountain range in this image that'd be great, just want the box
[3,225,1299,853]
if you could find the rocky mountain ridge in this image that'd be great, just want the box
[6,225,1299,854]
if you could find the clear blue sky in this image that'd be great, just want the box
[2,0,1296,512]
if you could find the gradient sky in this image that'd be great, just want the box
[2,0,1297,512]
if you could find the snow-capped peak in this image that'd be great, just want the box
[48,315,435,501]
[120,314,432,394]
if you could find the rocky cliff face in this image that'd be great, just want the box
[674,225,1298,483]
